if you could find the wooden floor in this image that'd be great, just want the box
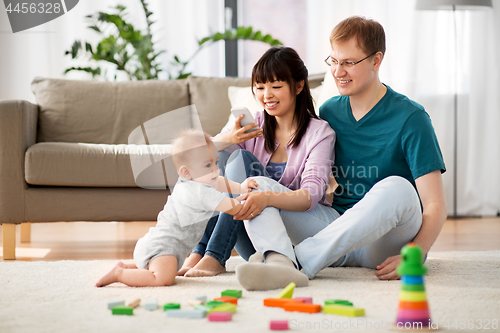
[1,217,500,261]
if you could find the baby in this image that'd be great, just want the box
[96,130,257,287]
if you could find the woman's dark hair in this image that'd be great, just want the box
[251,46,318,153]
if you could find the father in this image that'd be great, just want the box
[237,16,446,287]
[296,16,447,280]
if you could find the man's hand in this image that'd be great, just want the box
[374,255,401,280]
[240,178,258,193]
[233,191,270,220]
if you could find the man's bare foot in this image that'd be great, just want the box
[96,261,125,287]
[177,253,203,276]
[184,255,226,277]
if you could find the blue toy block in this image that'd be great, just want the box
[165,309,206,318]
[107,300,125,310]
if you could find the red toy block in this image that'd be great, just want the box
[208,312,232,322]
[270,320,289,330]
[294,297,313,304]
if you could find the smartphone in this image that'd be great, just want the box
[230,107,259,132]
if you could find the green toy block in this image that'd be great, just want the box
[111,305,133,315]
[402,283,425,292]
[206,300,225,308]
[208,303,237,314]
[276,282,295,299]
[194,304,210,312]
[163,303,181,311]
[221,290,242,298]
[323,304,365,317]
[325,299,353,306]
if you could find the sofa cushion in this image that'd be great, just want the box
[25,142,173,188]
[187,76,251,136]
[31,77,190,144]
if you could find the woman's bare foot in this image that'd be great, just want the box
[184,255,226,277]
[96,261,125,287]
[177,253,203,276]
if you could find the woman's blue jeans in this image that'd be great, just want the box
[191,149,268,266]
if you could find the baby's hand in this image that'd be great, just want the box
[241,178,258,193]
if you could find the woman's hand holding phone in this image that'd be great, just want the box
[228,113,263,144]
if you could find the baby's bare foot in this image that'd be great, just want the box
[96,262,125,287]
[184,255,226,277]
[177,253,203,276]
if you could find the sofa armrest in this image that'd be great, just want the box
[0,100,38,222]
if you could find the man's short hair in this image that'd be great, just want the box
[330,16,386,56]
[171,129,213,171]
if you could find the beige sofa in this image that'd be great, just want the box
[0,74,324,260]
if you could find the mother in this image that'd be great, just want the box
[178,47,335,287]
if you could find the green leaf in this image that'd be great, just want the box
[177,73,191,80]
[236,26,247,38]
[253,30,262,40]
[212,32,225,42]
[262,34,273,44]
[244,27,253,38]
[199,37,211,46]
[88,25,101,33]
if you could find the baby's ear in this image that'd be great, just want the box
[178,165,191,179]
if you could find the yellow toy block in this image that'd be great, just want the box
[399,291,427,302]
[323,304,365,317]
[208,303,237,314]
[276,282,295,299]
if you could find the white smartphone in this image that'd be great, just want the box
[230,107,259,132]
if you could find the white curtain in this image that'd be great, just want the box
[0,0,224,103]
[306,0,500,216]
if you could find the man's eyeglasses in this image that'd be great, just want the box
[324,51,378,68]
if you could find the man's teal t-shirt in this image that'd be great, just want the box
[319,85,446,214]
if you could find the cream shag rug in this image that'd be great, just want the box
[1,251,499,333]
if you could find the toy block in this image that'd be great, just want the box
[145,298,158,311]
[165,309,206,319]
[294,297,313,304]
[276,282,295,299]
[206,300,225,308]
[398,301,429,310]
[284,303,322,313]
[214,296,238,305]
[402,283,425,292]
[193,295,207,303]
[399,291,427,302]
[111,305,133,315]
[127,298,140,308]
[397,309,431,320]
[188,299,203,307]
[208,303,237,314]
[208,312,233,322]
[194,304,210,312]
[401,275,424,285]
[107,300,125,310]
[264,298,303,308]
[325,299,353,306]
[270,320,289,330]
[221,289,242,298]
[163,303,181,311]
[323,304,365,317]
